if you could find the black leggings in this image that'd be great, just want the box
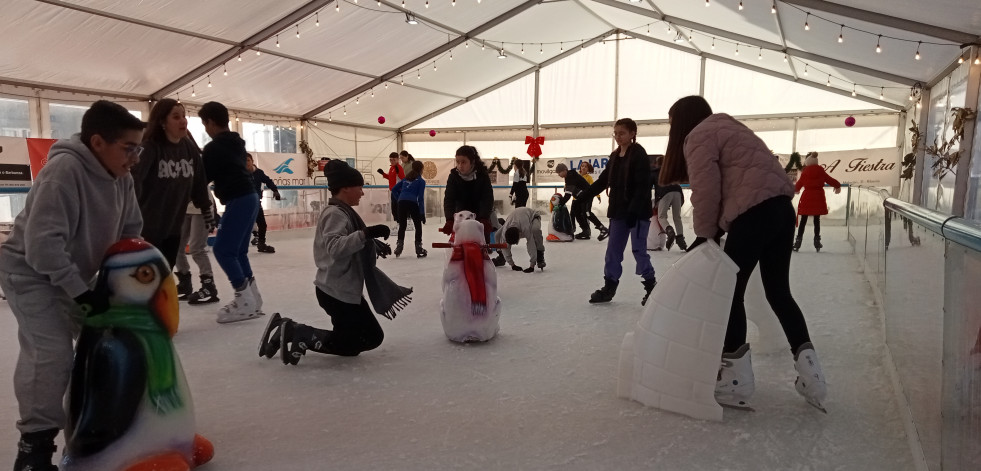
[511,181,529,208]
[295,289,384,357]
[255,209,267,239]
[797,214,821,239]
[723,196,811,354]
[397,200,423,246]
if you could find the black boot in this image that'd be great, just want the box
[589,277,619,303]
[493,252,506,267]
[188,275,220,305]
[597,225,610,241]
[256,237,276,253]
[14,429,58,471]
[416,243,428,258]
[641,277,657,306]
[394,240,404,257]
[665,226,676,250]
[574,232,591,240]
[793,233,803,252]
[536,250,546,270]
[251,230,260,246]
[675,235,688,251]
[814,235,823,252]
[176,271,193,301]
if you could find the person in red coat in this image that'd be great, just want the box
[377,152,405,223]
[794,152,841,252]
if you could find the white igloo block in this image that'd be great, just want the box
[618,241,739,421]
[744,266,788,355]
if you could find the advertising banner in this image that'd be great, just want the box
[253,152,312,186]
[0,137,32,187]
[792,147,901,187]
[27,138,57,181]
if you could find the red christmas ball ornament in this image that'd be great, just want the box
[844,116,856,127]
[377,116,386,124]
[429,129,436,137]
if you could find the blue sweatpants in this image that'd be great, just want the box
[604,218,655,281]
[214,193,260,289]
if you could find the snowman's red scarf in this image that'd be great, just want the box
[450,242,489,315]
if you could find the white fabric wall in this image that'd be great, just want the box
[616,39,702,120]
[539,43,616,125]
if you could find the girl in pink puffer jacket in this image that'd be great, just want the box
[660,96,826,412]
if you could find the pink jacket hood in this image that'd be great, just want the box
[684,113,793,237]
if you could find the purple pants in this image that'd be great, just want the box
[604,218,655,281]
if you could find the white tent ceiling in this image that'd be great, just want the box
[2,0,979,130]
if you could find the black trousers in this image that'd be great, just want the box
[511,181,529,208]
[254,209,267,239]
[797,214,821,239]
[145,233,182,269]
[396,200,423,246]
[722,195,811,354]
[299,288,385,357]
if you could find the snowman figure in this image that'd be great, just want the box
[438,211,502,342]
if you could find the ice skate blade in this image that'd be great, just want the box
[804,398,828,414]
[717,400,755,412]
[258,313,283,358]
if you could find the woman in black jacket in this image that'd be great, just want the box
[440,145,502,264]
[583,118,655,304]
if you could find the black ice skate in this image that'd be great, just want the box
[574,232,591,240]
[251,230,260,246]
[665,226,676,250]
[641,277,657,306]
[257,242,276,253]
[675,235,688,251]
[14,429,58,471]
[589,277,618,303]
[536,250,546,270]
[793,233,803,252]
[279,318,304,366]
[814,236,823,253]
[176,271,193,301]
[258,312,283,359]
[416,243,428,258]
[597,226,610,241]
[492,252,506,267]
[394,241,404,258]
[188,275,220,305]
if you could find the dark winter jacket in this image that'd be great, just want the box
[393,176,426,215]
[585,143,652,220]
[650,165,682,202]
[201,131,255,204]
[443,168,494,220]
[560,170,591,204]
[250,168,279,196]
[131,137,211,239]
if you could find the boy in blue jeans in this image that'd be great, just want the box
[198,101,263,323]
[0,101,145,471]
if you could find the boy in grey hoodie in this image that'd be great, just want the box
[497,206,546,273]
[0,100,145,471]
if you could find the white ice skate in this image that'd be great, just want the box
[794,342,828,413]
[249,277,264,314]
[715,343,756,411]
[217,284,262,324]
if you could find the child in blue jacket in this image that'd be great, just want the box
[392,160,427,258]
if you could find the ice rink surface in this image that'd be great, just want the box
[0,225,915,470]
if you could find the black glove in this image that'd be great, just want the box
[202,208,217,233]
[421,216,426,225]
[523,266,535,273]
[376,168,386,177]
[511,264,523,271]
[686,237,707,252]
[560,192,572,205]
[74,289,109,316]
[624,217,637,229]
[273,191,282,201]
[373,239,392,259]
[363,224,390,240]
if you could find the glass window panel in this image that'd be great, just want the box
[186,116,211,147]
[49,103,88,139]
[0,98,31,137]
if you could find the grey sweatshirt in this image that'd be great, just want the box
[0,135,143,298]
[313,205,368,304]
[496,207,543,267]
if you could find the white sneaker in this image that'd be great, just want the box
[794,342,828,412]
[249,277,263,313]
[217,286,261,324]
[715,343,755,409]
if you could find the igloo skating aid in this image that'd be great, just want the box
[434,211,503,342]
[617,241,739,421]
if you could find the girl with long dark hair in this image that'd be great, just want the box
[661,95,825,412]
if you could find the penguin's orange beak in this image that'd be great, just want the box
[153,274,180,337]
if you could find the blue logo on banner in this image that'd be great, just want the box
[274,158,294,174]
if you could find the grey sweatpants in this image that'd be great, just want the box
[176,213,213,277]
[502,217,544,267]
[657,191,685,237]
[0,272,82,434]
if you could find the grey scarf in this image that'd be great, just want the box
[328,198,413,319]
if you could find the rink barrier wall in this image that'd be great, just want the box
[848,186,981,471]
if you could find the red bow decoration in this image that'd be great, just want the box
[525,136,544,158]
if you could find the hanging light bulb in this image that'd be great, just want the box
[401,0,405,6]
[238,54,242,61]
[176,92,180,103]
[581,40,585,49]
[481,43,485,51]
[916,100,922,109]
[705,0,709,7]
[559,42,563,51]
[783,54,788,62]
[734,44,739,56]
[914,41,921,60]
[711,37,715,49]
[452,0,456,6]
[465,41,469,49]
[316,12,319,27]
[433,61,437,71]
[804,64,808,75]
[771,2,776,14]
[738,1,743,11]
[758,47,763,60]
[207,75,212,87]
[875,35,882,53]
[400,75,404,85]
[384,82,389,89]
[975,57,980,65]
[880,87,884,100]
[223,64,228,76]
[371,89,374,98]
[343,106,347,116]
[498,48,507,59]
[838,25,844,43]
[826,75,831,86]
[425,1,429,7]
[539,43,543,54]
[851,85,856,96]
[335,2,339,12]
[450,49,453,60]
[256,49,261,56]
[804,13,809,31]
[958,55,965,64]
[191,86,196,97]
[276,35,280,47]
[521,43,525,54]
[417,69,421,79]
[296,25,300,38]
[235,116,239,122]
[355,96,359,105]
